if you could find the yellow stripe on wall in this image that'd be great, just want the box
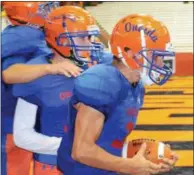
[137,109,193,125]
[175,150,194,167]
[127,131,193,141]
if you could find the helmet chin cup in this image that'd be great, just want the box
[140,65,154,86]
[140,72,154,86]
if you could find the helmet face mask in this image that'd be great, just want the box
[134,49,174,85]
[38,2,60,19]
[110,14,175,86]
[56,28,104,64]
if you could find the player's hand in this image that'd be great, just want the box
[158,144,179,173]
[47,59,83,77]
[126,143,162,175]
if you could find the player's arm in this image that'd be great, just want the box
[3,63,52,84]
[13,98,62,155]
[2,32,53,83]
[70,70,163,174]
[2,56,83,84]
[72,103,164,174]
[72,103,130,173]
[2,55,51,84]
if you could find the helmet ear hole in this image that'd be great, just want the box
[124,47,134,58]
[124,47,131,52]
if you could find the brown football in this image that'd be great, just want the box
[122,138,172,164]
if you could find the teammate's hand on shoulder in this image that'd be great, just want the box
[47,59,83,77]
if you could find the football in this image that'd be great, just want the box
[122,139,172,164]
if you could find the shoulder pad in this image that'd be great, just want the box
[1,26,45,59]
[73,65,121,114]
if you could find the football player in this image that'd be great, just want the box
[57,14,179,175]
[1,2,82,175]
[12,6,112,175]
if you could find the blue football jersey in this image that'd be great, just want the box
[57,64,145,175]
[12,56,75,165]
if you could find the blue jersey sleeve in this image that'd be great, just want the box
[72,65,121,117]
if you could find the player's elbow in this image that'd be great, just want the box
[13,130,26,149]
[13,132,21,147]
[71,147,83,162]
[13,130,22,147]
[71,142,94,163]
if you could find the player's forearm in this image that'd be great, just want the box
[2,64,51,84]
[14,98,62,155]
[72,143,132,174]
[14,129,62,155]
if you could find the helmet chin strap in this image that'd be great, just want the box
[140,28,160,86]
[117,46,130,68]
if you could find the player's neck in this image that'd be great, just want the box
[115,62,138,84]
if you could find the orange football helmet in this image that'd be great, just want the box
[45,6,104,65]
[3,2,59,27]
[110,14,175,85]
